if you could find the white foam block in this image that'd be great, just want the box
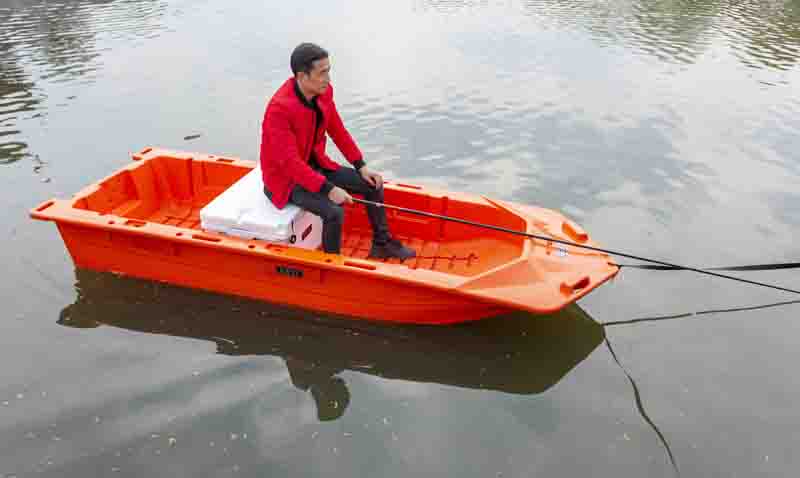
[200,167,322,249]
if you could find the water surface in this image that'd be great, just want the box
[3,0,800,476]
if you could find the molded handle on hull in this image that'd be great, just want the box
[560,275,590,295]
[30,199,59,221]
[562,220,588,243]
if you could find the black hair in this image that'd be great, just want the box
[290,43,329,76]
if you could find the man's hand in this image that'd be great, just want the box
[328,186,353,205]
[359,167,383,189]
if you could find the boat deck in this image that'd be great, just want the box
[116,197,519,275]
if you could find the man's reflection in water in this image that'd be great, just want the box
[58,269,606,422]
[284,358,349,421]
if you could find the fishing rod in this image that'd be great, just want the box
[353,198,800,295]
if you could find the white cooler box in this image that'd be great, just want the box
[199,167,322,249]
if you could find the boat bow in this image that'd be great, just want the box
[456,198,619,313]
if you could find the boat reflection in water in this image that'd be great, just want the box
[59,268,605,421]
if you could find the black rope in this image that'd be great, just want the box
[604,336,681,476]
[354,198,800,295]
[602,298,800,327]
[619,262,800,272]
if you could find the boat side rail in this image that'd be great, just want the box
[29,198,464,292]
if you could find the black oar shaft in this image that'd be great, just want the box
[353,197,800,295]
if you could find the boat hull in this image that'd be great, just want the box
[55,222,509,324]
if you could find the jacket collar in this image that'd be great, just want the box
[293,78,318,110]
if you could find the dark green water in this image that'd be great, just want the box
[3,0,800,476]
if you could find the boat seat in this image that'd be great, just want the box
[199,167,322,249]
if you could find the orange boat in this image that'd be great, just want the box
[30,147,618,324]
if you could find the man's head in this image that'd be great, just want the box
[291,42,331,97]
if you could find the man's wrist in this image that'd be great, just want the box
[319,180,335,196]
[353,158,366,171]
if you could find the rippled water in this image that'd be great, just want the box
[0,0,167,163]
[3,0,800,476]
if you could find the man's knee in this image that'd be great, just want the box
[365,185,384,201]
[321,204,344,223]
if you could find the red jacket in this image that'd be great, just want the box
[260,77,363,209]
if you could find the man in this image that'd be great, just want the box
[260,42,415,260]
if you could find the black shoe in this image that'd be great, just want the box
[369,239,416,260]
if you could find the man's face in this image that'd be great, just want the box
[299,57,331,96]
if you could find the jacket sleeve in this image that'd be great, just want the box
[263,104,331,193]
[325,85,365,169]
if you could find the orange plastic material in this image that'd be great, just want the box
[30,147,619,324]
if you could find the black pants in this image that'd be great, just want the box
[266,167,390,253]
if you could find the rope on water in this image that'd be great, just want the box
[619,262,800,272]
